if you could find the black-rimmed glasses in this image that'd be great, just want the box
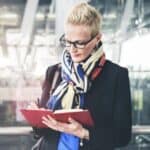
[59,34,96,49]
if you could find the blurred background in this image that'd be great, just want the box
[0,0,150,149]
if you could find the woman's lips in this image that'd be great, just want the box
[71,54,80,57]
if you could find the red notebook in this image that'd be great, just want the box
[20,108,94,128]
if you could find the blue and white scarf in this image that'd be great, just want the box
[47,46,104,150]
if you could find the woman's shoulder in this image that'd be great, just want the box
[47,63,61,71]
[102,60,129,79]
[46,63,61,75]
[105,60,128,73]
[44,63,61,81]
[100,60,129,85]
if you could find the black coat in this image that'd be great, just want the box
[35,60,132,150]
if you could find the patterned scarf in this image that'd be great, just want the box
[47,45,104,150]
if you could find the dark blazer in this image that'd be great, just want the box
[36,60,132,150]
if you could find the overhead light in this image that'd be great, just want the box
[103,13,116,19]
[0,13,19,26]
[0,13,18,19]
[36,13,45,20]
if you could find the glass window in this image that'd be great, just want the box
[0,0,58,127]
[120,33,150,125]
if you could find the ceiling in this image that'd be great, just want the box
[0,0,150,42]
[0,0,51,5]
[0,0,150,76]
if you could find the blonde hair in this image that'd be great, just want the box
[65,2,102,37]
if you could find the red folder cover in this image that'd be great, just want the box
[20,108,94,128]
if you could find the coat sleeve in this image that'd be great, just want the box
[82,68,132,149]
[113,68,132,147]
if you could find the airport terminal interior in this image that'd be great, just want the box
[0,0,150,149]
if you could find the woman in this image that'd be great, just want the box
[32,2,132,150]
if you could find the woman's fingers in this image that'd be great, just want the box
[68,117,78,125]
[42,115,83,137]
[42,115,64,131]
[47,115,58,125]
[42,115,57,125]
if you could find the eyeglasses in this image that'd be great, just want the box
[59,34,96,49]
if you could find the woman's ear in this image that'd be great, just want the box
[92,33,102,50]
[96,33,102,43]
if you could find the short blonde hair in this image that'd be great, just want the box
[65,2,102,37]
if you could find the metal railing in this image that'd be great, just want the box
[1,126,150,150]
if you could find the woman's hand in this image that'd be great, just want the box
[42,115,89,140]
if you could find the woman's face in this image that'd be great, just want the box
[64,24,101,63]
